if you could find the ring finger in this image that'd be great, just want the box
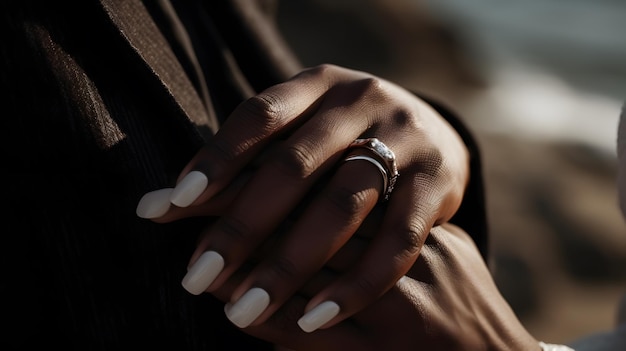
[222,156,385,328]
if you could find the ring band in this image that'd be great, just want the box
[344,155,390,200]
[344,138,399,201]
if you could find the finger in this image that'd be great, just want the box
[213,240,419,351]
[210,234,370,303]
[180,141,335,296]
[210,251,371,351]
[297,168,448,332]
[135,158,257,221]
[148,170,252,223]
[353,204,385,238]
[238,273,370,351]
[186,74,403,325]
[220,158,383,329]
[167,65,363,208]
[179,71,383,297]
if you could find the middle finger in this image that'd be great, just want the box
[179,84,378,297]
[222,157,383,328]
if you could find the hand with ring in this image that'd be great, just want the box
[136,64,470,332]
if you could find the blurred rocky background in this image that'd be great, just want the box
[275,0,626,345]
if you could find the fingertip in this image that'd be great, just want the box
[181,251,225,295]
[136,188,173,219]
[224,287,270,328]
[297,300,340,333]
[170,171,208,207]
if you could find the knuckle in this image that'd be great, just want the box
[208,137,242,162]
[390,107,422,130]
[346,77,388,104]
[266,256,301,281]
[291,64,336,83]
[215,216,252,243]
[272,143,318,179]
[240,93,286,133]
[326,186,369,223]
[357,76,385,93]
[304,63,337,77]
[392,220,428,259]
[353,274,379,297]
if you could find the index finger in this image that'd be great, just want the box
[169,65,345,208]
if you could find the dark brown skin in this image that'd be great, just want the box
[215,223,539,351]
[145,64,539,350]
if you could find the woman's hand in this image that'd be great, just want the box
[136,64,470,331]
[210,224,539,351]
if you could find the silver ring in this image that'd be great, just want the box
[344,138,399,201]
[344,155,389,200]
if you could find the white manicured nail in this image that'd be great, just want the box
[297,301,340,333]
[136,188,173,219]
[181,251,224,295]
[224,288,270,328]
[170,171,208,207]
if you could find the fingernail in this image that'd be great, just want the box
[224,287,270,328]
[170,171,208,207]
[181,251,224,295]
[136,188,173,219]
[297,301,340,333]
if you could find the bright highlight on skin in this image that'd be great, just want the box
[170,170,208,207]
[297,301,340,333]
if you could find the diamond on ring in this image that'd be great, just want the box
[370,139,395,162]
[345,138,399,201]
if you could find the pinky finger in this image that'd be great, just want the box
[296,182,437,332]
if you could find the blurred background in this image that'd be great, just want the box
[275,0,626,345]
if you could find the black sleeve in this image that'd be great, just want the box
[419,94,490,261]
